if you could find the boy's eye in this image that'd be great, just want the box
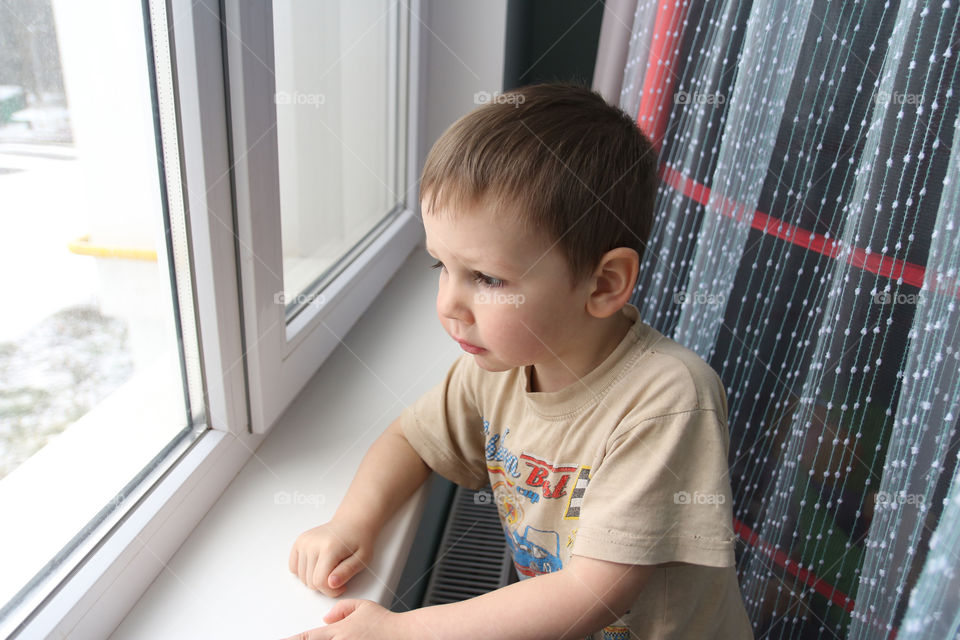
[430,260,504,289]
[474,273,504,288]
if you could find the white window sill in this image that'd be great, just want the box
[109,245,458,639]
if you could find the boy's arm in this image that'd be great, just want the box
[299,555,656,640]
[332,416,432,532]
[396,554,655,640]
[288,416,432,593]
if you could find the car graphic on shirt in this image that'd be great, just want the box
[504,524,562,577]
[601,626,630,640]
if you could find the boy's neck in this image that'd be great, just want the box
[528,310,633,393]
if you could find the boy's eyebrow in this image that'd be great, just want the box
[425,244,518,275]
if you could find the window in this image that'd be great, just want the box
[274,1,408,320]
[0,0,421,635]
[0,0,203,633]
[224,0,421,432]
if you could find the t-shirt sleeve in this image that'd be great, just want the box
[398,354,489,490]
[571,409,737,568]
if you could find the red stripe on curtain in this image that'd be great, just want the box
[659,164,956,297]
[733,516,898,638]
[733,516,856,614]
[636,1,687,150]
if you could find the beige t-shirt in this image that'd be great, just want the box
[400,303,753,639]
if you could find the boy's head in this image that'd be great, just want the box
[420,83,658,290]
[420,83,659,386]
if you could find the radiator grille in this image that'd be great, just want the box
[420,485,516,605]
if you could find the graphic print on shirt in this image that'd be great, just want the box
[564,466,591,519]
[482,418,523,483]
[521,453,578,500]
[503,523,563,578]
[600,625,630,640]
[491,480,524,526]
[481,416,587,508]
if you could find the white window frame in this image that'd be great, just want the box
[5,0,425,636]
[225,0,423,433]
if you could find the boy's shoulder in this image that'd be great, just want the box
[632,322,727,418]
[458,315,727,424]
[564,319,727,424]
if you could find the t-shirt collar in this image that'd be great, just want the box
[520,303,653,418]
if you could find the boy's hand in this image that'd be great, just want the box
[288,519,376,596]
[280,599,414,640]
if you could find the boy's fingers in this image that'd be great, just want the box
[288,546,298,574]
[323,599,360,623]
[298,552,310,585]
[312,557,341,593]
[329,553,366,588]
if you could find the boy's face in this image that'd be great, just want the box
[422,198,593,374]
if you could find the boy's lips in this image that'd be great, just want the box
[454,337,486,354]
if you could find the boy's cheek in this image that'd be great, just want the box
[484,326,543,362]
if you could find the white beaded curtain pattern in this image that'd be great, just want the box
[599,0,960,638]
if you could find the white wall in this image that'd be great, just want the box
[418,0,507,197]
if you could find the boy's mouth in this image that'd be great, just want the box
[456,338,486,354]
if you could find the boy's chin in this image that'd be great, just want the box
[470,353,513,372]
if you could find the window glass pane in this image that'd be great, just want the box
[0,0,200,615]
[273,1,406,316]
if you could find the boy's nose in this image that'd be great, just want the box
[436,281,473,324]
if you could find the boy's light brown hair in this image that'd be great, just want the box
[420,82,659,289]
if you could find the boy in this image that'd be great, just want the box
[285,83,753,639]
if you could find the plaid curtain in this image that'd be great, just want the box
[595,1,960,637]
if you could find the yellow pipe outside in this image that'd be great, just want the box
[67,235,157,262]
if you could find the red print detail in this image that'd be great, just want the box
[521,454,576,499]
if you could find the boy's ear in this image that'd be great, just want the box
[585,248,639,319]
